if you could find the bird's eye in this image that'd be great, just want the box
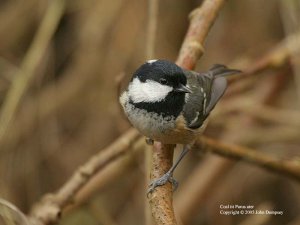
[159,78,168,85]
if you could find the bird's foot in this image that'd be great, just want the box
[147,171,178,195]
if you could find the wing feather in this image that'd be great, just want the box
[183,65,241,129]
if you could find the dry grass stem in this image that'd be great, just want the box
[0,0,65,143]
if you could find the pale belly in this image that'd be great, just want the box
[120,92,202,144]
[127,107,199,144]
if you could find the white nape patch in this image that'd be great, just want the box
[128,78,172,103]
[147,59,158,64]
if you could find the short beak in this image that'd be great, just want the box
[174,84,192,93]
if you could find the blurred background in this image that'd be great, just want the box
[0,0,299,224]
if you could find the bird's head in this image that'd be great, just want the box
[127,59,191,104]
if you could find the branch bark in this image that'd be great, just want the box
[177,0,226,70]
[28,128,140,225]
[174,34,297,223]
[149,143,177,225]
[19,2,300,225]
[196,136,300,181]
[147,0,226,224]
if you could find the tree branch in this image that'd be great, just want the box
[28,128,140,225]
[147,0,226,224]
[15,2,299,225]
[177,0,226,70]
[196,136,300,181]
[149,143,177,225]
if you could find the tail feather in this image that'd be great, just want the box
[203,64,241,115]
[208,64,242,78]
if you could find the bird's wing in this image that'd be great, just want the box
[183,65,240,129]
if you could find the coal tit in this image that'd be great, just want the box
[120,59,240,191]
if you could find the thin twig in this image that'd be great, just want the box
[196,136,300,181]
[175,62,289,224]
[148,0,226,224]
[25,2,300,225]
[69,136,145,209]
[230,31,300,82]
[28,128,140,225]
[236,103,300,127]
[0,0,65,143]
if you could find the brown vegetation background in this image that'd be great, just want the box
[0,0,299,225]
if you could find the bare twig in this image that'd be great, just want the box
[213,96,300,128]
[24,2,300,225]
[147,0,226,224]
[230,31,300,82]
[236,103,300,127]
[28,129,140,225]
[196,136,300,181]
[176,0,226,70]
[68,136,145,210]
[175,62,289,223]
[175,128,300,223]
[0,0,65,143]
[149,143,177,225]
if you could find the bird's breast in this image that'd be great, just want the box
[120,91,202,144]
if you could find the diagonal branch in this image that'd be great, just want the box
[28,128,140,225]
[177,0,226,70]
[197,136,300,181]
[21,2,300,225]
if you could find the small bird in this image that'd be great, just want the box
[120,59,240,192]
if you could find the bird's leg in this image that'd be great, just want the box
[147,145,190,194]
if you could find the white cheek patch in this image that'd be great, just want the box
[128,78,173,103]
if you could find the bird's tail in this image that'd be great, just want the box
[202,64,241,115]
[208,64,241,78]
